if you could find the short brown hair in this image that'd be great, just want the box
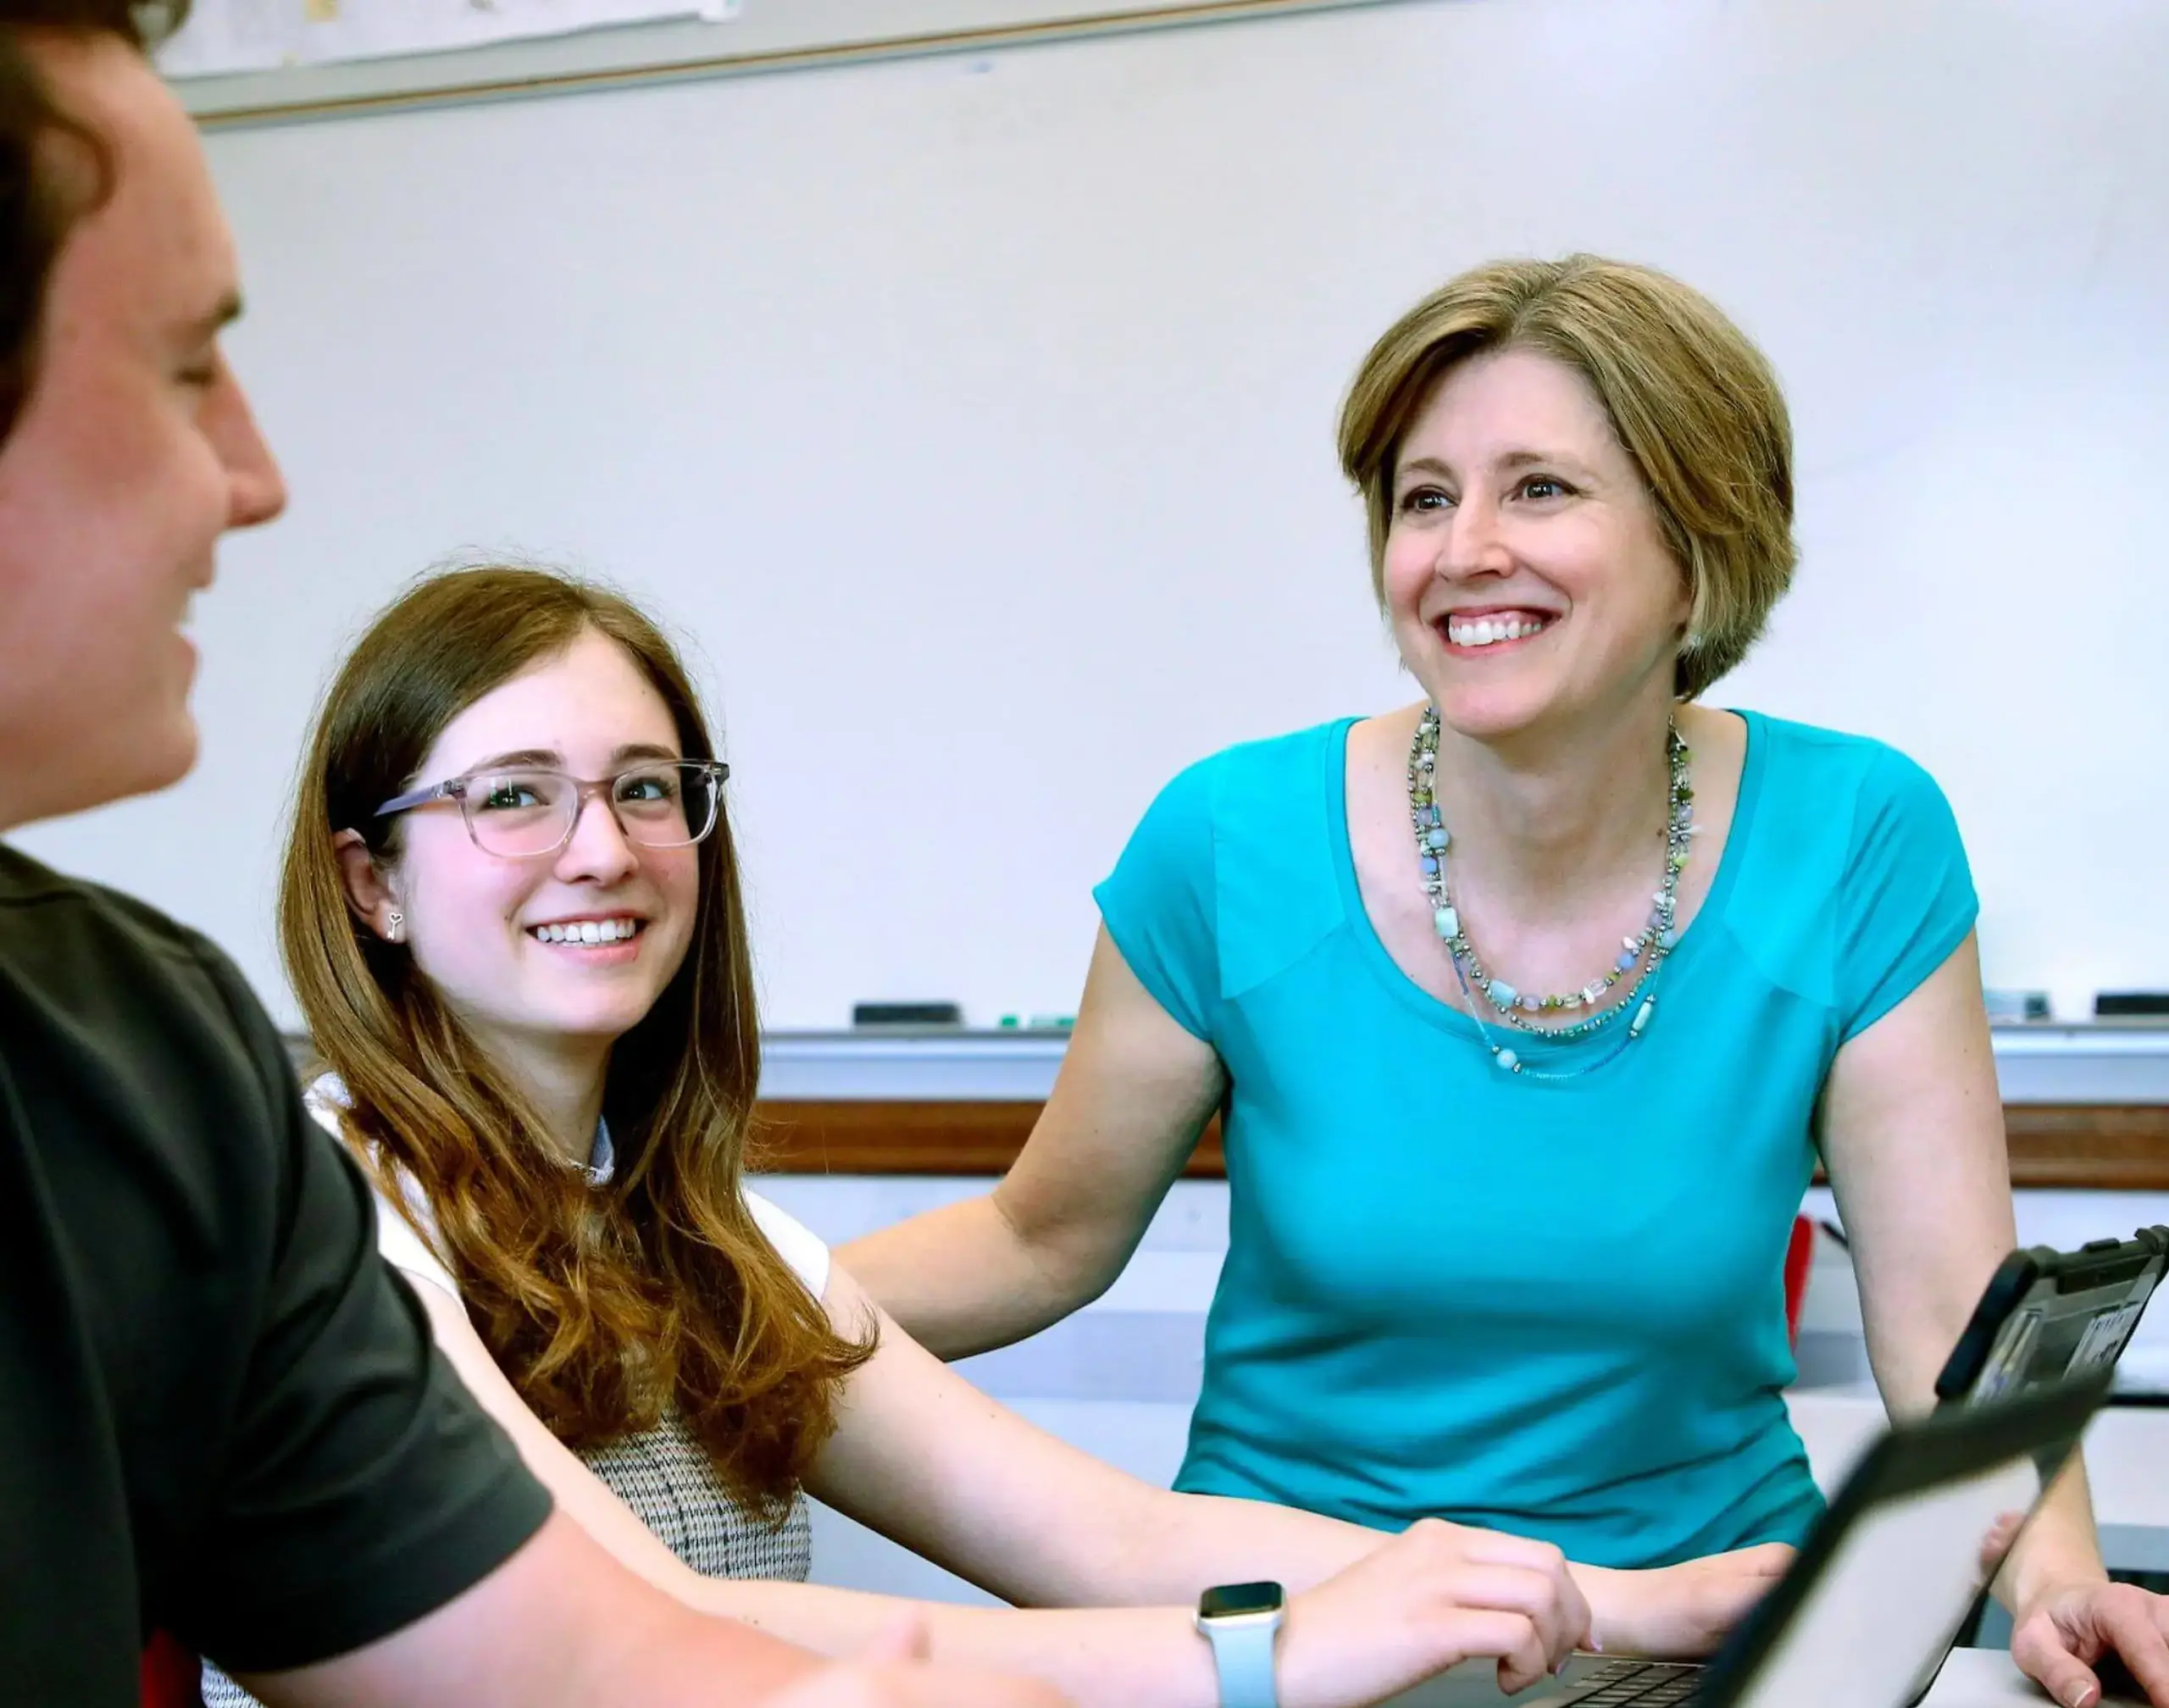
[0,2,189,443]
[280,563,873,1512]
[1337,254,1795,699]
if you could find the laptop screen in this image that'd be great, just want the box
[1728,1450,2041,1708]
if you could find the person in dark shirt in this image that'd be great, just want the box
[0,7,1060,1706]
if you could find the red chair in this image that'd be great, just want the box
[141,1632,199,1708]
[1783,1214,1816,1350]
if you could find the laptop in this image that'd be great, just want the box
[1379,1213,2169,1708]
[1928,1226,2167,1652]
[1391,1377,2108,1707]
[1392,1228,2167,1706]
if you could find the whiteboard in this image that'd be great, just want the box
[21,0,2168,1029]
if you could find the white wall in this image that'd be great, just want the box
[19,0,2169,1028]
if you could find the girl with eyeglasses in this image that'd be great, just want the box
[205,563,1782,1708]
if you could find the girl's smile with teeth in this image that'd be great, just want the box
[530,918,643,946]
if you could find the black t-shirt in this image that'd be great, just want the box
[0,844,553,1703]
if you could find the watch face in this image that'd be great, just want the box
[1199,1581,1285,1621]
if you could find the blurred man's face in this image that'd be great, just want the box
[0,30,285,832]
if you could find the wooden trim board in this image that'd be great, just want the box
[751,1099,2169,1189]
[2005,1105,2169,1190]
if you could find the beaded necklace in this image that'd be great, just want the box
[1407,706,1693,1077]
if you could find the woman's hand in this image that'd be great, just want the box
[1578,1544,1794,1659]
[1972,1510,2169,1706]
[1274,1518,1591,1708]
[2010,1578,2169,1708]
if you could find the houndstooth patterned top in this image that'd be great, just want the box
[581,1406,813,1579]
[199,1087,828,1706]
[202,1418,813,1707]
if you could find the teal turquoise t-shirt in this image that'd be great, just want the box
[1094,711,1977,1568]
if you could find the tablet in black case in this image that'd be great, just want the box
[1934,1228,2169,1407]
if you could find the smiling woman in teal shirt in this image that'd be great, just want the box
[844,256,2169,1698]
[1091,707,1969,1567]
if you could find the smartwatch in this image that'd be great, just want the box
[1194,1579,1284,1708]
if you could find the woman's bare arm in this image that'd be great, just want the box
[397,1264,1584,1708]
[1822,934,2169,1707]
[840,928,1223,1358]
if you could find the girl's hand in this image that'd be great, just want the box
[1277,1518,1592,1708]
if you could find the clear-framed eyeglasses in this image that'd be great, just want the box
[374,758,729,859]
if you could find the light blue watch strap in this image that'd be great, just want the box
[1198,1611,1280,1708]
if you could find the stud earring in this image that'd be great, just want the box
[385,910,404,944]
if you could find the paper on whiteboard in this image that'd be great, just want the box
[158,0,741,80]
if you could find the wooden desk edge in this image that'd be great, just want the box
[750,1101,2169,1188]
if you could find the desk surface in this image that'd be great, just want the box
[1787,1388,2169,1530]
[1395,1649,2124,1706]
[1917,1647,2138,1705]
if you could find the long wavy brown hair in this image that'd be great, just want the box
[279,563,872,1515]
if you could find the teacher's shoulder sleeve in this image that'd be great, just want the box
[1835,743,1979,1042]
[176,943,552,1677]
[1094,753,1225,1041]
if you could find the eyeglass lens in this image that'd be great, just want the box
[463,763,718,857]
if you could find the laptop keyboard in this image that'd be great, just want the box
[1551,1659,1704,1705]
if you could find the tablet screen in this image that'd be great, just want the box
[1728,1451,2041,1708]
